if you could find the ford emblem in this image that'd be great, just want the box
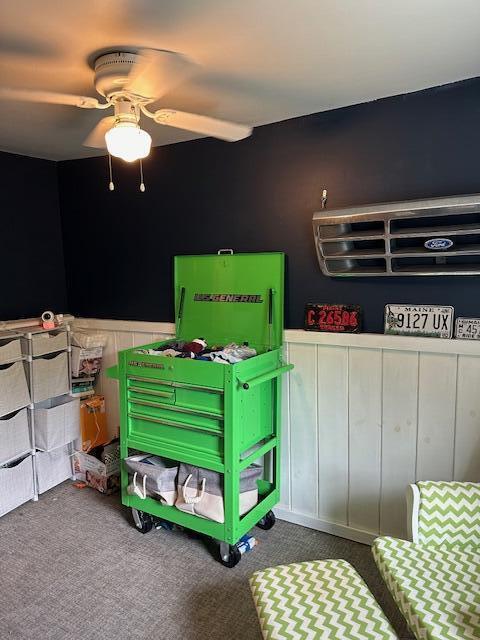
[424,238,454,250]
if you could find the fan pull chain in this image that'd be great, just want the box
[108,154,115,191]
[139,159,146,192]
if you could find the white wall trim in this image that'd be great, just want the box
[286,329,480,355]
[274,508,376,545]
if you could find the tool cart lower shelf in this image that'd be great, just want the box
[125,478,278,543]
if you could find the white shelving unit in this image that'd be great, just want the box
[0,322,79,517]
[22,324,78,496]
[0,330,35,516]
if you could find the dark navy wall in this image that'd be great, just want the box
[58,77,480,331]
[0,151,67,320]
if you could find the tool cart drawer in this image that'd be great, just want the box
[128,395,223,427]
[127,376,177,404]
[127,374,224,416]
[128,413,223,462]
[126,356,225,389]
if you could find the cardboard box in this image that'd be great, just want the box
[85,470,120,495]
[79,395,109,452]
[71,345,103,377]
[73,440,120,495]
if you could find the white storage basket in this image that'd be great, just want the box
[36,444,73,494]
[0,409,30,465]
[26,331,68,357]
[0,337,22,365]
[31,352,69,403]
[34,396,80,451]
[0,361,31,418]
[0,455,34,516]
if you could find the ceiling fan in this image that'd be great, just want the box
[0,49,253,163]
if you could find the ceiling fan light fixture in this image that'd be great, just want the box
[105,122,152,162]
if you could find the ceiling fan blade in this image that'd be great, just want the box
[126,49,196,100]
[153,109,252,142]
[0,87,100,108]
[83,116,116,148]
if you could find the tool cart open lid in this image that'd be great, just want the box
[174,251,285,352]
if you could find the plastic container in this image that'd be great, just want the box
[0,408,30,465]
[71,345,103,377]
[33,395,80,451]
[0,455,34,516]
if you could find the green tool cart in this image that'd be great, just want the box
[107,251,293,567]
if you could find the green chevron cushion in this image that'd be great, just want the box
[417,481,480,548]
[249,559,398,639]
[373,536,480,640]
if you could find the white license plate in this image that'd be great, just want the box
[384,304,454,338]
[455,317,480,340]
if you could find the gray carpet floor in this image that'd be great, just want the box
[0,483,413,640]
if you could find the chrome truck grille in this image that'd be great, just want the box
[312,194,480,276]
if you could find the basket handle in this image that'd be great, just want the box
[183,474,206,504]
[132,472,147,500]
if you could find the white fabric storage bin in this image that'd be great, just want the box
[0,409,30,465]
[31,352,69,403]
[0,361,31,418]
[34,396,80,451]
[36,444,73,494]
[0,455,34,516]
[176,463,262,523]
[125,454,178,505]
[27,331,68,357]
[0,337,22,365]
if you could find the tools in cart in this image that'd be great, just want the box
[106,251,293,568]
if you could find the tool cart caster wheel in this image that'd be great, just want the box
[219,544,242,568]
[257,510,276,530]
[131,508,154,534]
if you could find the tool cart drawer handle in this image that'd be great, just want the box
[129,386,175,399]
[128,376,223,395]
[238,363,294,390]
[129,412,224,436]
[128,375,175,386]
[129,398,223,421]
[217,248,234,255]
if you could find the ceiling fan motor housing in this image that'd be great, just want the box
[94,52,141,97]
[114,100,139,124]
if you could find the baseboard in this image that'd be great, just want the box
[274,507,376,546]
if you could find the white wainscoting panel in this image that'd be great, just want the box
[380,350,417,538]
[73,318,480,545]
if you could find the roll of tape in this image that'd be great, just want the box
[41,310,54,323]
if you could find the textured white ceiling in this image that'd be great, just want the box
[1,0,480,160]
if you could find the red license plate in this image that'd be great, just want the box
[305,304,362,333]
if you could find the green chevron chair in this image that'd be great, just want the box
[373,481,480,640]
[249,558,398,639]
